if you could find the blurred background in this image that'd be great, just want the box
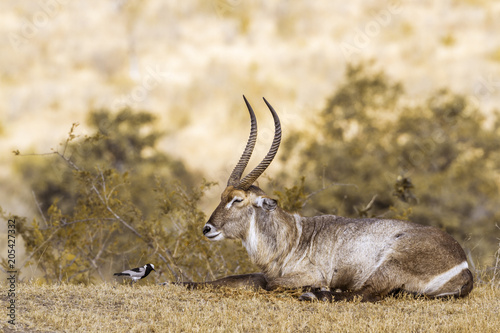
[0,0,499,284]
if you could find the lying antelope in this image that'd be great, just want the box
[187,96,473,302]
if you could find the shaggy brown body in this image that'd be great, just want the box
[192,96,473,302]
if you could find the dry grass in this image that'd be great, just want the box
[1,282,499,332]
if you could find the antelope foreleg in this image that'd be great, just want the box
[162,273,268,290]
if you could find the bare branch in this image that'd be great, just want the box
[32,191,48,227]
[20,227,61,270]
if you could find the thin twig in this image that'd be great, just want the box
[20,137,184,282]
[61,217,117,226]
[32,191,48,227]
[20,227,61,270]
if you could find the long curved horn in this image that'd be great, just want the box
[236,97,281,190]
[227,95,258,186]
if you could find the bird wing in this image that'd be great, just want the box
[115,266,145,277]
[129,267,144,273]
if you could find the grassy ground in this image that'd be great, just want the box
[1,282,499,332]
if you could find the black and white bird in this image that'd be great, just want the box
[114,264,156,284]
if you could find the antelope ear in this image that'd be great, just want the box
[255,196,277,211]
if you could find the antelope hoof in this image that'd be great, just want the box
[299,292,318,302]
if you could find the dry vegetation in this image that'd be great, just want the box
[1,1,500,331]
[1,282,499,332]
[1,1,500,215]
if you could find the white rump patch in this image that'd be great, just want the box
[423,261,468,294]
[433,291,459,297]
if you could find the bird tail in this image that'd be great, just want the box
[114,273,127,276]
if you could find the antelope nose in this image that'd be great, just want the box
[203,225,211,235]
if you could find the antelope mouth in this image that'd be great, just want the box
[205,232,223,240]
[203,223,224,241]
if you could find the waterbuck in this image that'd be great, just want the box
[193,96,473,302]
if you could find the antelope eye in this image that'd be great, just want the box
[233,198,243,203]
